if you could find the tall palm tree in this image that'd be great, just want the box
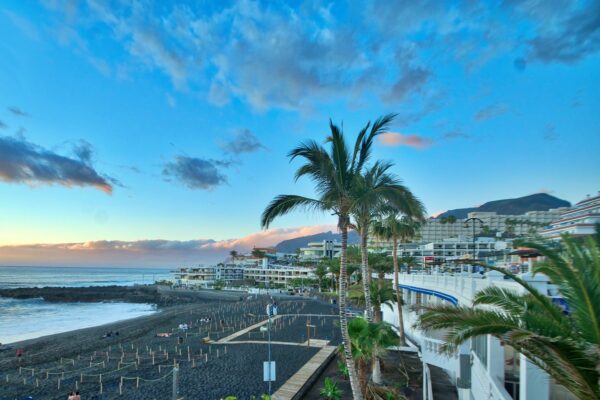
[368,253,394,322]
[350,161,424,323]
[416,235,600,400]
[348,317,399,389]
[372,214,422,346]
[261,114,396,400]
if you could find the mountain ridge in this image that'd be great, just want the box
[436,193,570,219]
[275,230,359,253]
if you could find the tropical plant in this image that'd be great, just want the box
[251,248,267,258]
[229,250,238,260]
[337,359,349,378]
[261,115,398,399]
[350,160,424,322]
[320,377,343,400]
[350,280,395,322]
[369,254,394,322]
[315,263,328,291]
[372,214,422,346]
[348,317,399,389]
[416,235,600,400]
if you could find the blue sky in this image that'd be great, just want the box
[0,0,599,266]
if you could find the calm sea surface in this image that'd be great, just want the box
[0,266,172,344]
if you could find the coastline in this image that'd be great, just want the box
[0,285,246,346]
[0,288,341,400]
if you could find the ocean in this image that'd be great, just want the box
[0,266,172,344]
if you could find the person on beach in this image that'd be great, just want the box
[74,391,81,400]
[67,391,75,400]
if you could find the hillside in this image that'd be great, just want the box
[275,230,359,253]
[437,193,570,219]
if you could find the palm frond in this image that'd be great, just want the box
[261,195,323,228]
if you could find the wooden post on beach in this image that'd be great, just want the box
[36,378,39,387]
[136,376,140,388]
[80,373,83,383]
[57,378,61,390]
[119,376,123,395]
[152,354,155,365]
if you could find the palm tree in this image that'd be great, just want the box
[261,114,397,400]
[350,161,424,323]
[348,317,399,389]
[368,253,394,322]
[372,214,422,346]
[315,263,328,292]
[350,280,395,323]
[416,235,600,400]
[229,250,238,260]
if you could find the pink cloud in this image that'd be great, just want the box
[0,225,338,267]
[203,224,337,250]
[430,210,446,218]
[378,132,433,149]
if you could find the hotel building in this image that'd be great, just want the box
[299,240,342,261]
[541,191,600,240]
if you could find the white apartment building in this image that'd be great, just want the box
[243,265,314,286]
[541,191,600,240]
[174,260,314,287]
[387,237,512,267]
[399,208,565,244]
[299,240,342,261]
[174,264,245,287]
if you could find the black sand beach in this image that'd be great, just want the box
[0,287,341,400]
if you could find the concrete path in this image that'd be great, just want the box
[216,316,282,343]
[272,345,337,400]
[211,340,328,348]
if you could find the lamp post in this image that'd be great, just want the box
[465,217,483,272]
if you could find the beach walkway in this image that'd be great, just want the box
[272,345,337,400]
[216,315,282,343]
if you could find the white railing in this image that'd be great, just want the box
[421,337,459,372]
[393,272,524,305]
[422,363,435,400]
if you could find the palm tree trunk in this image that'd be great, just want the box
[339,222,364,400]
[372,357,382,384]
[375,271,384,322]
[360,224,373,322]
[393,237,407,346]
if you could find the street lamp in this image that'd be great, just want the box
[465,217,483,272]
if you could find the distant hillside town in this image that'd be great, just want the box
[173,191,600,289]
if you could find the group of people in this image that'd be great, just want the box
[198,317,212,323]
[67,391,80,400]
[177,323,189,330]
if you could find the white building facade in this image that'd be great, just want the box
[415,209,566,243]
[383,271,573,400]
[541,192,600,239]
[299,240,342,261]
[174,260,314,288]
